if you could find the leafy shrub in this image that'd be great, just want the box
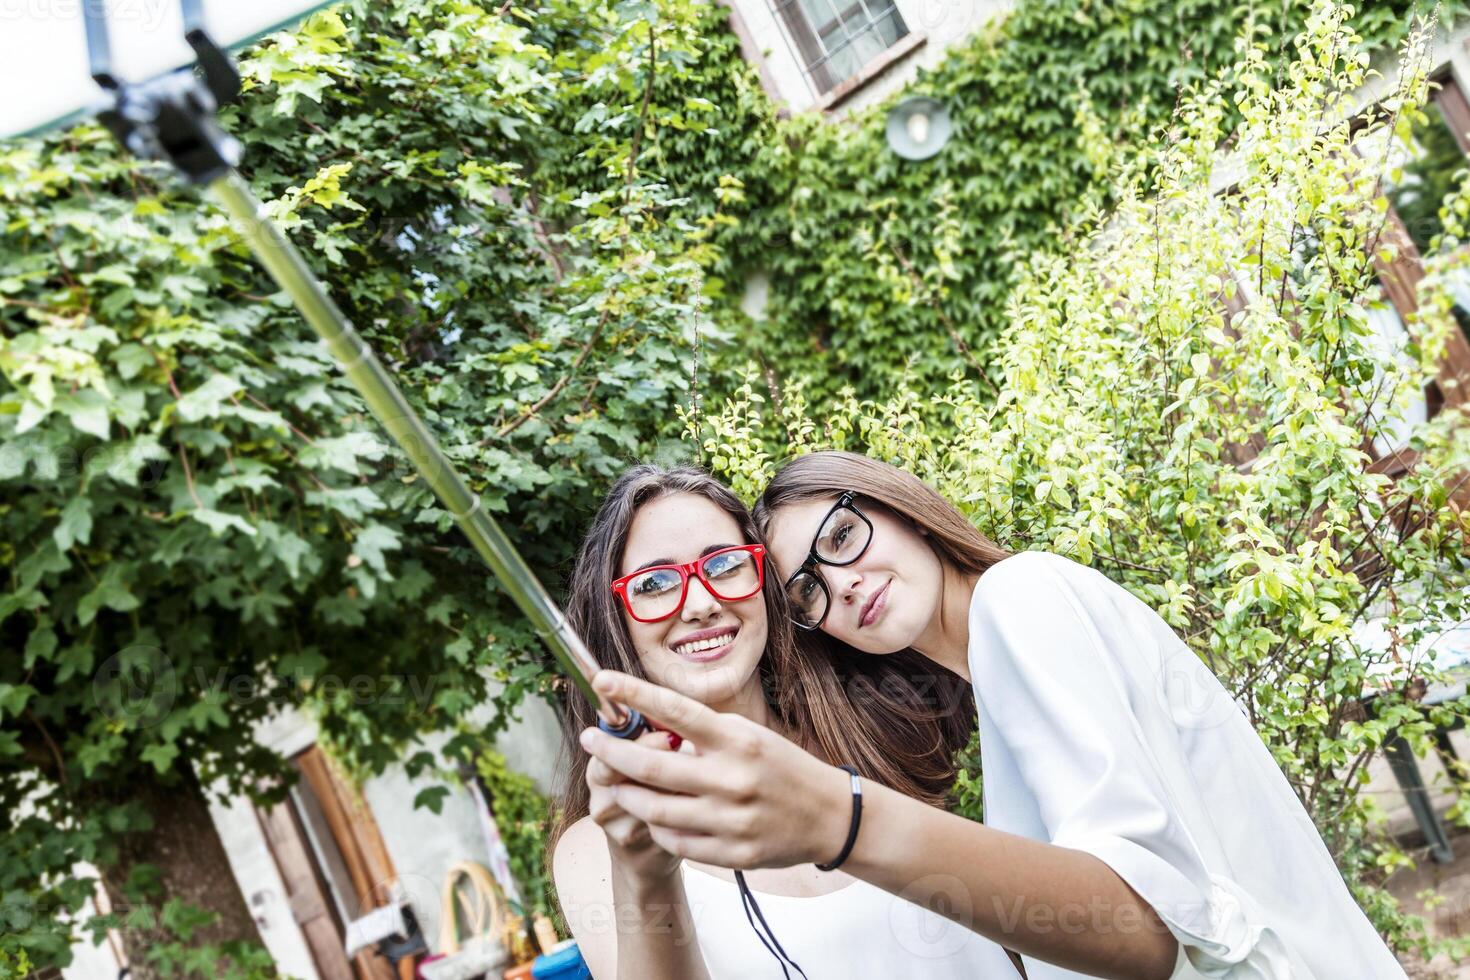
[0,0,717,966]
[476,750,557,922]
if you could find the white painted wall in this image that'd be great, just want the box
[369,689,564,949]
[61,923,121,980]
[59,872,124,980]
[730,0,1015,115]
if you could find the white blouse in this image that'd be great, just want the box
[680,863,1018,978]
[969,552,1405,979]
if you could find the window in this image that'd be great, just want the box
[770,0,909,96]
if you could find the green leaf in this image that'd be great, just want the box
[140,743,180,775]
[260,522,314,580]
[23,624,58,670]
[352,523,401,576]
[53,496,94,551]
[413,786,450,815]
[190,508,258,538]
[58,390,110,439]
[301,431,384,475]
[77,564,142,625]
[278,648,329,680]
[110,344,155,381]
[0,684,38,720]
[91,435,169,487]
[176,375,244,422]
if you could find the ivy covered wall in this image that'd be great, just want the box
[652,0,1467,403]
[0,2,725,972]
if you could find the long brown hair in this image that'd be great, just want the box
[549,463,974,858]
[753,451,1013,785]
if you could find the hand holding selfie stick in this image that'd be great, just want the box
[78,0,644,737]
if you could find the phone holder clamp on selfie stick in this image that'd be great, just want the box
[84,0,241,185]
[78,0,645,738]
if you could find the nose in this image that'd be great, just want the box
[825,564,863,606]
[680,574,722,621]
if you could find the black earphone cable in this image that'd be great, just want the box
[736,870,809,979]
[730,763,862,977]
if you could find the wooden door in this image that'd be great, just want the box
[255,746,404,980]
[256,797,358,980]
[293,748,401,980]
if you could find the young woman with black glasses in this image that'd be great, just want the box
[577,451,1405,980]
[550,463,1020,978]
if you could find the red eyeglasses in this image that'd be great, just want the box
[611,544,766,623]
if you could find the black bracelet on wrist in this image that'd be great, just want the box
[816,764,862,872]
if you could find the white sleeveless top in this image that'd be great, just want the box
[679,863,1017,978]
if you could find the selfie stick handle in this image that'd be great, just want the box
[80,0,642,734]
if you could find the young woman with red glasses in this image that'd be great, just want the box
[577,452,1405,980]
[549,464,1020,979]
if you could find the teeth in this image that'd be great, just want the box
[675,633,734,656]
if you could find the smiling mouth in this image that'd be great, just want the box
[859,581,890,629]
[672,627,739,662]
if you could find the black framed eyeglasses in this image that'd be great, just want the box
[782,491,873,631]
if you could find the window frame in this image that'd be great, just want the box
[767,0,924,109]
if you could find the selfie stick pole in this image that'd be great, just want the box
[82,0,644,736]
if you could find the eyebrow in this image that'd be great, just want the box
[631,543,741,574]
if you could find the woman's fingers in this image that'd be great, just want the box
[587,728,677,788]
[613,782,733,835]
[586,756,622,789]
[584,674,844,871]
[645,825,758,868]
[580,726,724,795]
[593,670,724,745]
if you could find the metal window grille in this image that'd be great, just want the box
[768,0,909,96]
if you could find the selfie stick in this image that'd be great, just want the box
[81,0,645,737]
